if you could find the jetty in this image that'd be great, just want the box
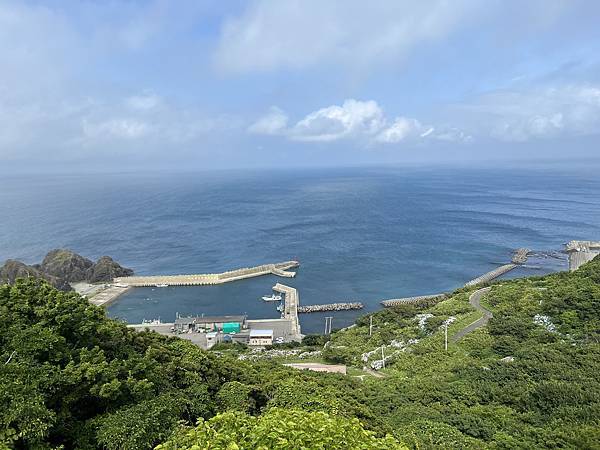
[382,248,531,307]
[464,248,530,287]
[113,261,299,287]
[298,302,363,313]
[381,294,446,307]
[272,283,301,339]
[464,263,517,287]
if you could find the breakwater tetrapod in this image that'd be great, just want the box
[381,248,531,308]
[298,302,363,313]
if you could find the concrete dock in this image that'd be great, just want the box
[273,283,301,339]
[114,261,299,287]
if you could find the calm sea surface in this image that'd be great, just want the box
[1,166,599,333]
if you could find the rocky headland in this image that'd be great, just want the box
[0,249,133,291]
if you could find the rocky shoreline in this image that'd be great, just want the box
[0,249,132,291]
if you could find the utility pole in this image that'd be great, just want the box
[381,346,385,369]
[444,322,448,352]
[324,316,333,335]
[369,315,373,336]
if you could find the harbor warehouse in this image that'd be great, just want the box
[174,315,246,333]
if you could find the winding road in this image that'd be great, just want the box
[451,287,493,343]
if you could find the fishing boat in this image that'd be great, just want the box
[262,293,282,301]
[142,318,161,325]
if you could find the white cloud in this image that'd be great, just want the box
[376,117,427,143]
[83,118,151,140]
[248,106,288,135]
[249,99,467,145]
[215,0,482,73]
[290,99,385,142]
[458,84,600,141]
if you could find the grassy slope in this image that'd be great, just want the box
[230,258,600,448]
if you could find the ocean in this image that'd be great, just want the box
[1,166,599,334]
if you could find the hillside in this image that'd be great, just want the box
[1,257,599,449]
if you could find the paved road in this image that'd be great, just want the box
[451,287,493,343]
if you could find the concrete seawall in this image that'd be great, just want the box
[565,241,600,271]
[464,263,517,287]
[382,248,531,308]
[114,261,299,287]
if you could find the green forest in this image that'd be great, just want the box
[2,257,600,449]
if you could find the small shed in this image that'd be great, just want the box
[249,329,273,346]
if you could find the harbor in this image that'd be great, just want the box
[106,245,571,338]
[81,260,299,306]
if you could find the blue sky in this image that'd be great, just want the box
[1,0,600,171]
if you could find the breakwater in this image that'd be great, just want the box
[382,247,531,307]
[113,261,299,287]
[464,263,517,287]
[298,302,363,313]
[381,294,446,307]
[465,247,530,287]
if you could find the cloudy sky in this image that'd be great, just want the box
[1,0,600,172]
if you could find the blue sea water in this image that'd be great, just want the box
[1,166,599,334]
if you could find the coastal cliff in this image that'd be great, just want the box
[0,249,133,290]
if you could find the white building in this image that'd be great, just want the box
[205,332,220,349]
[249,329,273,346]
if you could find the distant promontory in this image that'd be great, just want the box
[0,249,133,291]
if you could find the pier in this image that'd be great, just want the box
[113,261,299,287]
[298,302,363,313]
[272,283,301,339]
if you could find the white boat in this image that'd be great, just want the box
[262,294,282,301]
[142,318,162,325]
[155,283,169,288]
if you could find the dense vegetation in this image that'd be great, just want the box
[2,256,599,449]
[0,279,397,449]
